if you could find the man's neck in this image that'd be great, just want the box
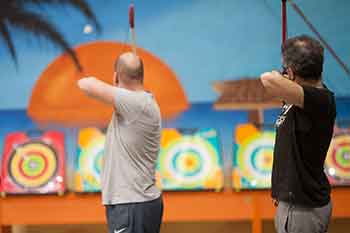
[118,82,144,91]
[295,76,323,88]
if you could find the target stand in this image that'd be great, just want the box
[156,128,224,191]
[325,127,350,186]
[74,128,105,192]
[0,131,65,195]
[232,124,275,190]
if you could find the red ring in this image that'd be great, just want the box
[18,150,49,179]
[331,141,350,172]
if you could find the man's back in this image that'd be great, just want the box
[78,52,164,233]
[272,85,336,207]
[101,88,161,205]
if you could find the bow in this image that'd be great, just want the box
[282,0,287,46]
[129,1,137,55]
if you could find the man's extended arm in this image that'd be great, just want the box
[77,77,116,106]
[260,71,304,108]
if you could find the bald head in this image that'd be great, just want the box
[115,52,144,83]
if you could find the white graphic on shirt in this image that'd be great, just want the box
[114,227,127,233]
[275,104,293,128]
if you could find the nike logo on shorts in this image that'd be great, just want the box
[114,227,127,233]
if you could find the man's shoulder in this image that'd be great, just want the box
[302,84,336,114]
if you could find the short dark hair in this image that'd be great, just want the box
[282,35,324,81]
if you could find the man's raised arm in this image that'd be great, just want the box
[260,71,304,108]
[77,76,116,106]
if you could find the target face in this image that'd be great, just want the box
[157,128,223,190]
[325,133,350,183]
[8,142,58,189]
[234,131,275,189]
[76,128,105,192]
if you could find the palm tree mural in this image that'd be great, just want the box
[0,0,101,71]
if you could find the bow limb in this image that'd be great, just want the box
[129,2,137,55]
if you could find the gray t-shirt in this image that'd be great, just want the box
[101,87,161,205]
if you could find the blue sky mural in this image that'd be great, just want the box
[0,0,350,192]
[0,0,350,109]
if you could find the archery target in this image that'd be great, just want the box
[325,133,350,183]
[8,141,58,189]
[235,131,275,188]
[76,128,105,192]
[157,128,223,190]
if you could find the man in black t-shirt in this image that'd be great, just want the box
[260,35,336,233]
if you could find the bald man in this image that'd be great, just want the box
[78,52,163,233]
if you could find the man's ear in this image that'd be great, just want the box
[287,67,296,81]
[113,72,118,86]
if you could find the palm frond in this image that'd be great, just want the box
[0,21,17,66]
[19,0,101,33]
[6,7,82,70]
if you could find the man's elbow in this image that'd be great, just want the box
[260,75,277,96]
[77,78,92,94]
[260,73,273,87]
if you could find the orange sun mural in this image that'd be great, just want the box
[27,41,189,126]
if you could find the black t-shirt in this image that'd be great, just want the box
[271,84,336,207]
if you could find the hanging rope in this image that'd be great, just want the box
[288,0,350,76]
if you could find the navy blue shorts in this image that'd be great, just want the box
[105,196,163,233]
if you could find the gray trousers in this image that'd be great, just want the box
[275,201,332,233]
